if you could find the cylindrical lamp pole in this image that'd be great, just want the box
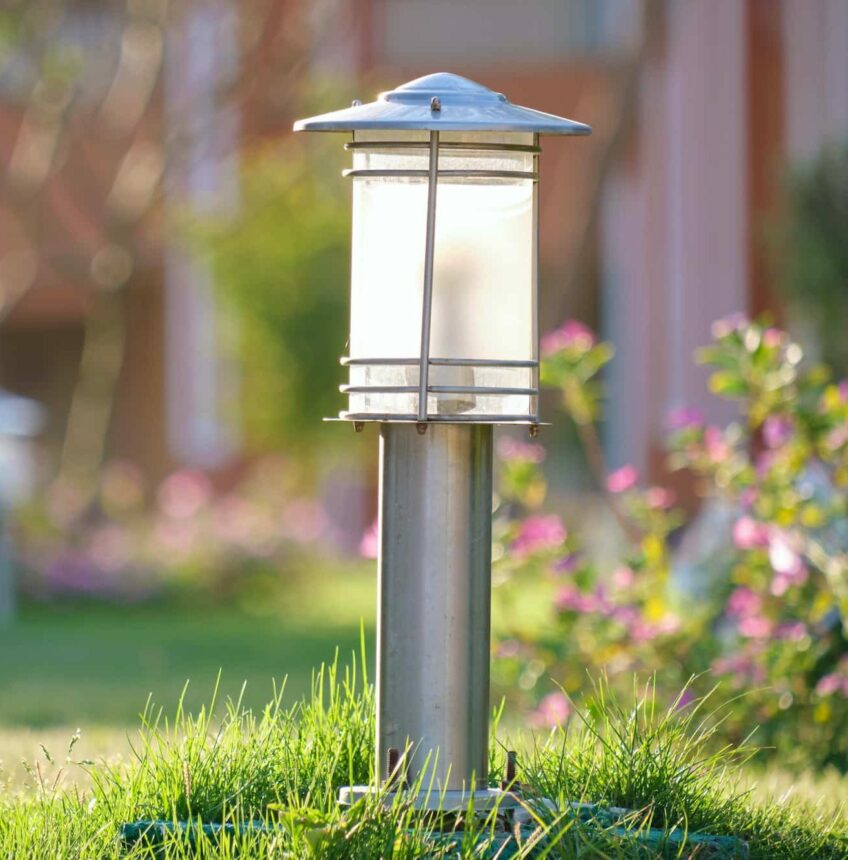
[295,73,590,804]
[378,423,492,789]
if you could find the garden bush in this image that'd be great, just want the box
[492,316,848,769]
[12,454,328,603]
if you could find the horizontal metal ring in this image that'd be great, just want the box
[342,169,538,181]
[340,357,539,368]
[341,385,538,396]
[345,141,541,154]
[335,412,542,424]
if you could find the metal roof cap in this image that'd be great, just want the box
[293,72,591,136]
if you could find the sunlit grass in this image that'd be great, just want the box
[1,654,845,859]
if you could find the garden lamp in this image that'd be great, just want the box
[294,73,590,807]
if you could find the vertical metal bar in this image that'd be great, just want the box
[377,423,493,790]
[532,135,540,419]
[417,131,440,422]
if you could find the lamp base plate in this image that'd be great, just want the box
[338,785,521,812]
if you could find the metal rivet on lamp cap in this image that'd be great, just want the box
[430,96,441,112]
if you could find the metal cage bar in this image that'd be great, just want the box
[341,385,538,396]
[345,141,541,154]
[417,131,440,422]
[343,168,538,181]
[337,413,541,424]
[338,356,540,422]
[341,357,539,368]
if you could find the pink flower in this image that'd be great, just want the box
[512,515,566,556]
[711,313,749,339]
[552,552,580,574]
[541,320,596,355]
[666,406,704,431]
[611,604,639,626]
[359,519,379,559]
[612,566,635,589]
[157,470,213,519]
[770,568,808,597]
[825,424,848,452]
[838,381,848,402]
[631,615,679,642]
[762,415,794,449]
[554,586,598,614]
[726,587,762,618]
[768,532,806,578]
[775,621,807,641]
[606,465,638,494]
[675,689,695,710]
[739,486,758,510]
[755,450,776,477]
[646,487,676,510]
[497,437,546,463]
[711,651,766,688]
[762,327,785,348]
[704,426,731,463]
[531,692,571,728]
[732,517,770,550]
[816,674,842,697]
[495,639,522,659]
[738,615,773,638]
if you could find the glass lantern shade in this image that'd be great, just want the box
[345,131,538,420]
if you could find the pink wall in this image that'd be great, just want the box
[602,0,748,474]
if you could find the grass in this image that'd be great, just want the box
[1,655,846,859]
[0,564,376,728]
[1,567,846,856]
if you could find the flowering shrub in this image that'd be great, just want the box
[494,316,848,767]
[13,456,328,603]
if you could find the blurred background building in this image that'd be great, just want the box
[0,0,846,495]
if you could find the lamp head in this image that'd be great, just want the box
[294,74,590,426]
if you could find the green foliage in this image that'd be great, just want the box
[198,139,350,453]
[1,658,846,858]
[495,315,848,769]
[778,142,848,374]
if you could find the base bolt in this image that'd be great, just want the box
[501,750,518,790]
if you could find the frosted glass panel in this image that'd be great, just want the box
[347,131,538,418]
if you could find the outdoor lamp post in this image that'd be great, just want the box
[295,73,590,806]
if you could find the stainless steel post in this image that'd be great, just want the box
[377,422,493,791]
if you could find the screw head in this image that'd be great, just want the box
[430,96,441,112]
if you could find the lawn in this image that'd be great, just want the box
[1,564,846,857]
[0,559,554,777]
[0,563,376,788]
[0,577,374,727]
[1,657,846,858]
